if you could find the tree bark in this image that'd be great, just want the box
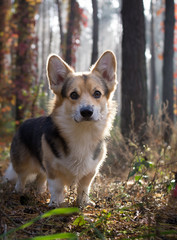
[91,0,99,65]
[65,0,76,66]
[0,0,10,82]
[121,0,147,139]
[150,0,156,116]
[13,0,36,127]
[56,0,64,57]
[162,0,175,122]
[162,0,175,143]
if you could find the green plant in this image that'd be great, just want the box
[0,208,79,240]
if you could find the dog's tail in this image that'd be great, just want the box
[3,163,17,183]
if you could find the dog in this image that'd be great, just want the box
[4,50,117,206]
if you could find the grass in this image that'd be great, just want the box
[0,208,79,240]
[1,110,177,239]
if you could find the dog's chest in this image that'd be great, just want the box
[64,140,100,178]
[44,121,105,182]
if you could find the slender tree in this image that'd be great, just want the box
[56,0,64,57]
[0,0,11,129]
[162,0,175,122]
[162,0,175,143]
[12,0,37,127]
[91,0,99,65]
[0,0,10,83]
[121,0,147,139]
[150,0,156,116]
[65,0,76,66]
[65,0,85,68]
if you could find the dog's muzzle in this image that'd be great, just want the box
[80,106,93,121]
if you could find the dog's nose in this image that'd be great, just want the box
[80,106,93,119]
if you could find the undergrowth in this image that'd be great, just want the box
[1,109,177,239]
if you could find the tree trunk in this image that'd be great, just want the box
[0,0,10,82]
[56,0,64,57]
[150,0,156,116]
[162,0,175,142]
[121,0,147,139]
[13,0,37,127]
[91,0,99,65]
[162,0,175,122]
[65,0,76,66]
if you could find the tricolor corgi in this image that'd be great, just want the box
[4,51,117,206]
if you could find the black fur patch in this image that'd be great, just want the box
[44,118,69,157]
[18,116,68,166]
[93,141,104,160]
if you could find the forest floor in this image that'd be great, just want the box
[0,137,177,239]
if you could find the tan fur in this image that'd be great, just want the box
[4,50,117,206]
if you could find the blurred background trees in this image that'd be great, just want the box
[121,0,147,139]
[162,0,175,123]
[91,0,99,65]
[0,0,177,142]
[12,0,38,127]
[0,0,10,83]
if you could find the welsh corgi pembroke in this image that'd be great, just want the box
[4,51,117,206]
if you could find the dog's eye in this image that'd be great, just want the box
[70,91,79,100]
[93,90,101,99]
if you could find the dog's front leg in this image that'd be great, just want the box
[48,178,64,206]
[77,172,95,206]
[15,174,27,193]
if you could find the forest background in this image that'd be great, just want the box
[1,0,177,239]
[1,0,177,134]
[0,0,177,136]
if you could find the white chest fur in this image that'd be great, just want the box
[57,124,106,182]
[46,107,109,185]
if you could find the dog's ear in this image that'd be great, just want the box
[91,51,117,92]
[47,54,73,94]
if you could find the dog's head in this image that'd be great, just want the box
[47,51,117,123]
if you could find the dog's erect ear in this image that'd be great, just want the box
[47,54,73,94]
[91,51,117,92]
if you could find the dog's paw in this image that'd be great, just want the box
[48,200,68,208]
[76,197,95,208]
[14,183,25,194]
[37,184,47,194]
[49,194,66,207]
[86,199,95,207]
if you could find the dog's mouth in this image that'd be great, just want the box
[74,116,98,123]
[73,105,101,123]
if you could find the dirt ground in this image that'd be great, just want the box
[0,139,177,239]
[0,169,177,239]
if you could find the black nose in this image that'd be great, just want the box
[80,106,93,119]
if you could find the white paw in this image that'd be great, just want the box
[14,183,24,193]
[77,194,95,207]
[47,178,64,207]
[49,193,64,207]
[37,183,47,194]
